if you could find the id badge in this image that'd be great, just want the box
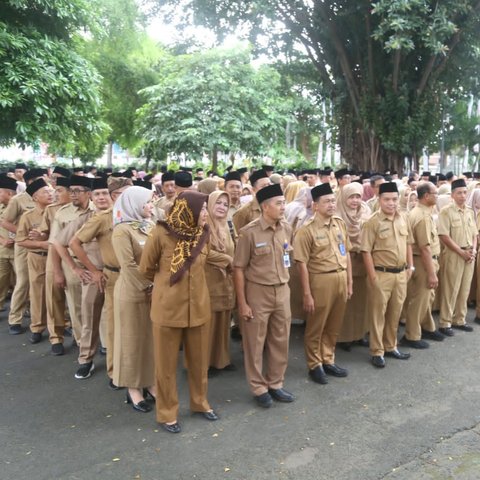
[283,253,291,268]
[339,243,346,256]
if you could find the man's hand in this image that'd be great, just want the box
[238,303,254,321]
[91,269,107,292]
[54,270,66,289]
[427,273,438,289]
[303,293,315,314]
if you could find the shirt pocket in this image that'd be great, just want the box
[313,236,331,260]
[253,245,272,256]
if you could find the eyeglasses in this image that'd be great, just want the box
[68,188,89,195]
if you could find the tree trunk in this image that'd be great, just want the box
[212,146,218,172]
[107,141,113,169]
[300,132,311,161]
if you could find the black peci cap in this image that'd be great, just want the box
[311,183,334,201]
[256,183,283,204]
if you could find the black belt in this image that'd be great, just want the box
[104,265,120,273]
[374,266,406,274]
[322,268,346,274]
[32,251,48,257]
[413,254,439,260]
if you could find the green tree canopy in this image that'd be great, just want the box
[136,46,288,168]
[154,0,480,172]
[0,0,104,151]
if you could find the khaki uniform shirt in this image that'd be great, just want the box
[408,203,441,256]
[0,204,14,259]
[366,196,379,213]
[293,214,350,274]
[227,202,241,222]
[49,201,95,255]
[2,192,34,225]
[233,216,292,285]
[437,203,477,248]
[361,210,411,267]
[16,206,47,254]
[75,207,119,269]
[139,224,212,328]
[232,198,261,233]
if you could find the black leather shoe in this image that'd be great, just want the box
[143,389,156,403]
[64,327,73,337]
[126,392,152,413]
[337,342,352,352]
[99,346,107,355]
[255,392,273,408]
[421,329,445,341]
[108,379,124,390]
[51,343,65,356]
[9,324,24,335]
[475,317,480,325]
[452,324,474,332]
[201,410,219,421]
[323,363,348,377]
[371,356,385,368]
[160,422,181,434]
[30,332,42,344]
[385,349,410,360]
[355,337,370,348]
[309,365,328,384]
[400,336,429,349]
[439,327,455,336]
[268,388,295,403]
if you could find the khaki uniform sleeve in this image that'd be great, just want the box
[360,217,376,252]
[412,215,431,248]
[293,226,312,264]
[233,229,251,269]
[15,212,30,243]
[437,207,450,236]
[139,226,162,282]
[3,197,21,223]
[56,217,84,247]
[76,215,103,244]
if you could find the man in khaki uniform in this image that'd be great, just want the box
[233,184,294,408]
[366,175,385,213]
[402,182,445,348]
[50,175,95,343]
[225,171,242,221]
[2,168,47,334]
[294,183,352,384]
[0,176,18,311]
[38,177,72,355]
[153,171,176,220]
[361,182,414,368]
[438,178,477,335]
[15,179,54,343]
[232,169,270,233]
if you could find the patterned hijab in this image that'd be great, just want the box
[160,190,209,285]
[112,186,154,234]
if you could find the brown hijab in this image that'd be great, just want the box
[336,182,371,250]
[160,191,209,285]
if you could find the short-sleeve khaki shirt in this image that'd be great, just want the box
[232,198,261,233]
[0,204,14,258]
[361,210,411,267]
[3,192,34,224]
[408,203,440,256]
[75,207,119,268]
[16,206,47,254]
[233,216,292,285]
[437,203,477,248]
[293,214,350,273]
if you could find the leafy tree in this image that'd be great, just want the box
[0,0,104,151]
[136,46,288,170]
[153,0,480,172]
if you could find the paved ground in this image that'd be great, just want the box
[1,306,480,480]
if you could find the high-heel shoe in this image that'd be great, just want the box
[143,388,156,403]
[126,391,152,413]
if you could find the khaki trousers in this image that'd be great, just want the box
[46,257,67,344]
[405,256,438,340]
[241,283,291,396]
[439,250,474,327]
[99,303,107,348]
[27,253,48,333]
[0,256,14,310]
[475,254,480,317]
[8,244,29,326]
[63,260,83,343]
[367,270,407,356]
[78,281,104,364]
[208,309,231,369]
[305,271,347,369]
[103,268,119,378]
[153,323,211,423]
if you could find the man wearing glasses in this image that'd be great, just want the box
[49,175,95,346]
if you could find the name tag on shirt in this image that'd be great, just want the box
[339,243,346,256]
[255,242,267,248]
[138,240,146,246]
[283,253,291,268]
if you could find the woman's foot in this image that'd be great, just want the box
[143,387,156,402]
[126,388,151,413]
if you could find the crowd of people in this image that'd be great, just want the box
[1,162,479,433]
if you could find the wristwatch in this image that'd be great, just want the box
[408,265,415,271]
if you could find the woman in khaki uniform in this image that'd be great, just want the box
[336,182,371,350]
[139,191,218,434]
[205,190,235,373]
[111,186,156,413]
